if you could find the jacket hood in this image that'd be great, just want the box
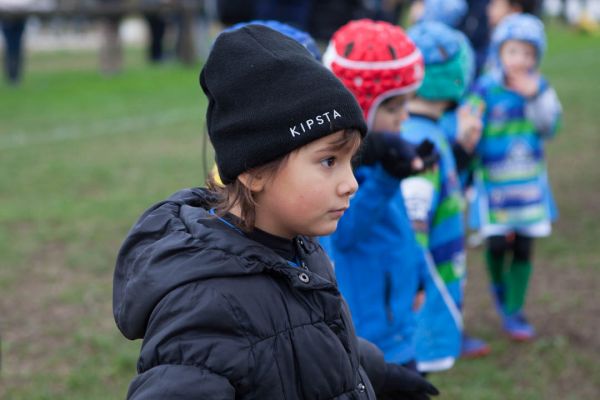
[113,188,305,340]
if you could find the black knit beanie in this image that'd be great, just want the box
[200,24,367,184]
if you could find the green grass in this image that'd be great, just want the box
[0,49,210,399]
[1,22,599,399]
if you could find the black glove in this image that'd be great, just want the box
[377,363,439,400]
[358,132,418,180]
[415,139,439,171]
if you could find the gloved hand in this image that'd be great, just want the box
[414,139,439,171]
[377,363,439,400]
[359,132,419,180]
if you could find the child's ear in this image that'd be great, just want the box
[238,171,266,193]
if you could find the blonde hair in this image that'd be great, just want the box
[207,157,286,232]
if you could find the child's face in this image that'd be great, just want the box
[251,130,360,239]
[371,94,410,133]
[487,0,515,28]
[499,40,537,76]
[407,0,425,26]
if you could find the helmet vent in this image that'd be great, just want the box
[344,42,355,57]
[388,45,397,60]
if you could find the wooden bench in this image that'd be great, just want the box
[0,0,202,76]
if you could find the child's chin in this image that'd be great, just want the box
[315,223,338,237]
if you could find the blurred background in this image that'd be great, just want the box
[1,0,599,398]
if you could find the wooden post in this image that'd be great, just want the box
[99,15,123,75]
[176,4,196,65]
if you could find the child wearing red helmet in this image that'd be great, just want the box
[323,19,438,371]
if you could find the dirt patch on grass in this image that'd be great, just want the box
[465,246,600,345]
[463,246,600,399]
[1,240,96,393]
[533,259,600,353]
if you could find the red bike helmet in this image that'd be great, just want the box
[324,19,424,129]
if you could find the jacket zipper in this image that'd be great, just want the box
[295,237,309,270]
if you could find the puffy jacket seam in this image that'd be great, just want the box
[149,361,231,380]
[216,289,254,344]
[249,319,328,346]
[324,388,358,400]
[215,288,255,393]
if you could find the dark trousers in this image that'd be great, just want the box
[488,234,533,264]
[2,18,26,84]
[145,14,167,62]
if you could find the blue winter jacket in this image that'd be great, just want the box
[466,72,561,234]
[325,164,427,365]
[401,115,466,372]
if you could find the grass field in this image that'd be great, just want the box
[1,22,599,399]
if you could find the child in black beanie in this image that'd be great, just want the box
[113,25,439,399]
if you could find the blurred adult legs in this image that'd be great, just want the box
[2,18,26,84]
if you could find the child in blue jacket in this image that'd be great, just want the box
[466,14,562,341]
[415,0,480,189]
[322,19,436,371]
[402,21,490,372]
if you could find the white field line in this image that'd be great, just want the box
[0,107,203,151]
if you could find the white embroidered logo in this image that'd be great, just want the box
[289,109,342,137]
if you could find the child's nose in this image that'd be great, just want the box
[400,107,409,123]
[338,164,358,197]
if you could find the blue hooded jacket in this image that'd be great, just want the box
[324,164,427,365]
[401,115,466,372]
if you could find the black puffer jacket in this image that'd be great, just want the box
[113,188,387,399]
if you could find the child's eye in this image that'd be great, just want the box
[385,102,406,114]
[384,104,399,112]
[321,157,336,168]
